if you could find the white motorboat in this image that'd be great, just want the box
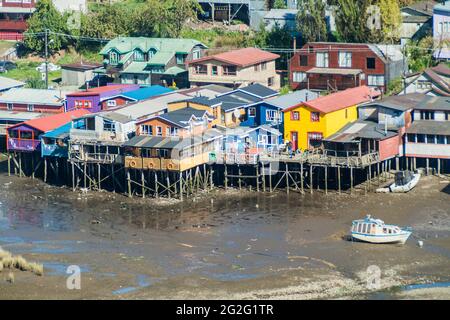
[351,215,412,244]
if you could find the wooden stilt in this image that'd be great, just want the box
[285,163,289,194]
[44,157,47,182]
[7,152,10,176]
[337,166,341,194]
[155,171,159,198]
[19,152,22,177]
[127,169,132,197]
[262,163,266,192]
[179,171,183,200]
[166,173,171,199]
[224,164,228,190]
[238,165,242,190]
[141,170,145,198]
[310,165,313,194]
[31,153,35,179]
[71,161,75,192]
[256,164,259,192]
[98,163,102,191]
[300,161,304,194]
[269,162,273,193]
[350,167,354,194]
[324,166,328,194]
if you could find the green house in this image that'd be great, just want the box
[95,37,207,88]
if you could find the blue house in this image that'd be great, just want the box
[41,122,73,158]
[221,125,282,154]
[102,85,173,109]
[240,89,319,135]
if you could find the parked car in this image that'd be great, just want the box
[0,61,17,73]
[87,74,114,88]
[36,62,61,73]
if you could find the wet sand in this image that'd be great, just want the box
[0,168,449,299]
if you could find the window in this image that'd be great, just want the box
[308,132,323,148]
[103,120,115,132]
[141,125,152,136]
[194,64,207,75]
[293,72,307,83]
[426,135,436,144]
[157,149,169,158]
[417,134,425,143]
[20,131,33,140]
[268,77,274,87]
[75,100,92,109]
[290,111,300,121]
[170,127,178,136]
[310,112,320,122]
[437,135,446,144]
[446,111,449,120]
[148,48,157,59]
[420,110,434,120]
[156,126,163,136]
[109,51,119,65]
[338,52,352,68]
[134,49,145,62]
[261,62,267,70]
[316,52,329,68]
[366,57,376,69]
[258,134,268,145]
[254,64,260,72]
[27,104,34,112]
[417,80,431,90]
[223,65,237,76]
[212,66,218,76]
[345,109,348,119]
[107,100,117,108]
[407,134,416,143]
[249,107,256,117]
[7,103,13,111]
[300,55,308,66]
[176,54,186,64]
[266,110,279,122]
[193,50,201,60]
[367,75,384,86]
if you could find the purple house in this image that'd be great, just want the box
[66,84,139,113]
[433,1,450,59]
[7,109,90,152]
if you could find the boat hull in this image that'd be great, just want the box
[389,174,420,193]
[351,231,411,244]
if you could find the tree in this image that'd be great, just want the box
[273,0,287,9]
[378,0,402,43]
[334,0,376,43]
[406,36,435,73]
[24,0,68,53]
[296,0,328,43]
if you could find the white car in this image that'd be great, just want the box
[36,62,61,73]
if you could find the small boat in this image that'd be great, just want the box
[351,215,412,244]
[389,171,420,193]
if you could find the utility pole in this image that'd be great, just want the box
[45,28,49,89]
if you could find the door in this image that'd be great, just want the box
[290,131,298,151]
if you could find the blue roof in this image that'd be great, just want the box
[42,122,72,139]
[122,85,173,101]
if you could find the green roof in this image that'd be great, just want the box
[118,52,133,65]
[164,66,187,76]
[121,62,151,74]
[99,37,207,56]
[147,51,173,66]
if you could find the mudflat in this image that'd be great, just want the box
[0,172,449,299]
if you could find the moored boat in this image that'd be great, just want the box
[351,215,412,244]
[389,171,420,193]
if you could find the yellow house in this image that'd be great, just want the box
[283,86,381,150]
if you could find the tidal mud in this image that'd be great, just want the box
[0,170,449,299]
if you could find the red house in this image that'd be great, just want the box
[289,42,406,93]
[0,0,36,41]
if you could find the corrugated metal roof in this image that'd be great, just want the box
[0,76,25,92]
[267,90,319,110]
[407,120,450,135]
[0,88,68,106]
[122,86,173,101]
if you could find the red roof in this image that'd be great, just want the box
[188,48,280,67]
[68,84,135,97]
[284,86,381,114]
[10,109,90,133]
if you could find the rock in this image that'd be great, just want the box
[418,240,424,248]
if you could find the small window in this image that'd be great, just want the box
[27,104,34,112]
[176,54,186,65]
[7,103,13,111]
[417,134,425,143]
[107,100,117,108]
[103,120,115,132]
[249,107,256,117]
[293,72,306,83]
[426,135,436,144]
[316,52,329,68]
[156,126,163,136]
[141,125,152,135]
[193,50,201,60]
[268,77,274,87]
[367,57,376,69]
[261,62,267,70]
[437,135,446,144]
[291,111,300,121]
[254,64,260,72]
[300,55,308,66]
[212,66,218,76]
[407,133,416,143]
[310,112,320,122]
[345,109,348,119]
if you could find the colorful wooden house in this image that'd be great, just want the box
[6,109,90,153]
[323,94,417,162]
[0,88,68,113]
[41,123,74,158]
[135,107,213,138]
[100,85,173,110]
[68,111,136,163]
[95,37,207,88]
[220,125,282,154]
[66,84,139,113]
[283,86,381,151]
[123,129,223,172]
[240,89,319,135]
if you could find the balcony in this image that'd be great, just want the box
[41,144,68,158]
[0,20,27,31]
[7,138,40,152]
